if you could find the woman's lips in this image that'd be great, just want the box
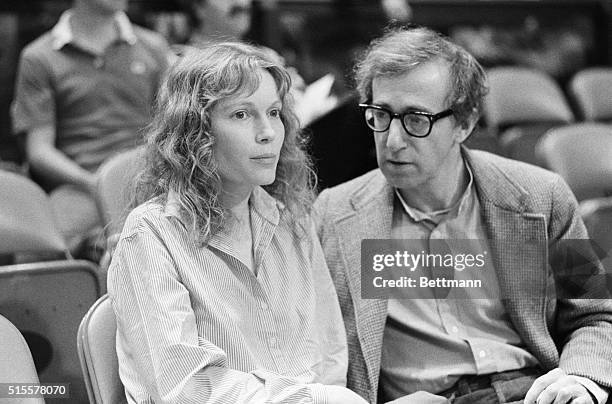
[251,154,277,165]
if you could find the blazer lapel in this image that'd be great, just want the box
[334,172,393,391]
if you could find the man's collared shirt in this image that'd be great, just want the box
[50,11,137,51]
[108,187,348,403]
[380,161,539,400]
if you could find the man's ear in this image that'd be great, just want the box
[454,110,479,144]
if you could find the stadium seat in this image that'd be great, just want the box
[568,67,612,121]
[0,170,69,264]
[580,197,612,257]
[536,123,612,201]
[0,260,102,403]
[95,147,145,237]
[0,314,44,404]
[78,295,124,404]
[484,66,574,165]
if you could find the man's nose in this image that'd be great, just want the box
[385,117,407,151]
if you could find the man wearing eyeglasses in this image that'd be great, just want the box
[315,27,611,404]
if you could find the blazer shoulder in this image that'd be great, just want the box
[468,149,577,218]
[470,149,563,193]
[317,169,383,213]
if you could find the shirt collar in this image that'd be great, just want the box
[250,186,282,225]
[395,158,475,224]
[163,191,191,230]
[51,10,137,51]
[164,186,281,230]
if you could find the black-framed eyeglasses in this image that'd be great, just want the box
[359,104,454,138]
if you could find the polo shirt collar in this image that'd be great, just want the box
[51,10,137,50]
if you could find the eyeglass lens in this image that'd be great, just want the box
[364,108,430,136]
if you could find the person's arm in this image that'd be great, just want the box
[525,175,612,404]
[307,215,349,387]
[108,214,366,404]
[12,49,96,193]
[26,125,97,193]
[524,368,608,404]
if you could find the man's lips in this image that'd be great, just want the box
[387,159,412,165]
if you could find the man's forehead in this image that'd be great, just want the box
[371,61,452,105]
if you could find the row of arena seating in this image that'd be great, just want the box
[482,66,612,166]
[0,165,129,403]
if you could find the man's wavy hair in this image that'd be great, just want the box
[132,42,315,244]
[355,26,488,130]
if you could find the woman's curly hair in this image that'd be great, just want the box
[131,42,315,244]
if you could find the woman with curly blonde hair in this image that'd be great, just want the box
[108,42,367,404]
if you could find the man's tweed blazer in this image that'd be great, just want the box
[314,148,612,403]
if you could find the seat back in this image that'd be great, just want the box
[0,314,45,403]
[498,123,562,166]
[95,148,145,237]
[569,67,612,121]
[580,197,612,258]
[0,260,102,403]
[484,66,574,130]
[0,170,68,261]
[78,295,124,404]
[536,123,612,201]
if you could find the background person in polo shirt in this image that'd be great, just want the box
[11,0,170,255]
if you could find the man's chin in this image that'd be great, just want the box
[381,166,421,189]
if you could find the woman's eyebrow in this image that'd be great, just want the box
[222,98,282,110]
[221,100,255,109]
[269,99,282,107]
